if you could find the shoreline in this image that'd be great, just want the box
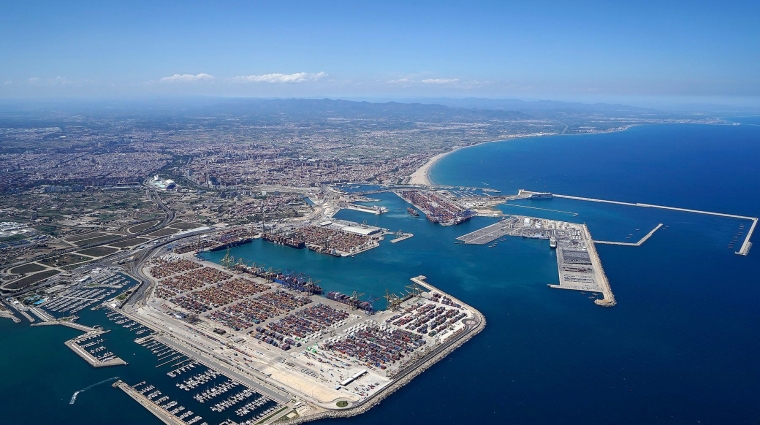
[406,125,647,186]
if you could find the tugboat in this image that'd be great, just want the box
[407,207,419,217]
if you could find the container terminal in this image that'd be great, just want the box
[102,248,487,423]
[457,215,616,307]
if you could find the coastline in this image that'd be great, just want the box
[406,125,642,186]
[408,149,459,186]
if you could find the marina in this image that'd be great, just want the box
[65,330,128,367]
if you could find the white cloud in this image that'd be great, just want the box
[3,81,11,86]
[27,76,72,86]
[421,78,460,85]
[387,78,411,84]
[159,73,214,83]
[231,72,327,83]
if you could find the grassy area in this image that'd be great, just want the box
[109,237,149,248]
[74,234,121,247]
[128,220,158,234]
[6,270,60,289]
[336,400,349,407]
[9,263,47,274]
[0,234,26,243]
[67,231,107,242]
[168,221,201,230]
[77,246,119,257]
[40,253,91,267]
[146,228,178,237]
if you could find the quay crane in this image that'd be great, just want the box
[365,294,379,314]
[384,290,402,311]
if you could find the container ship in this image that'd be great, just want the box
[407,207,419,217]
[208,237,253,252]
[262,233,305,249]
[326,291,372,312]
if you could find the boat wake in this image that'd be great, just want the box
[69,376,119,404]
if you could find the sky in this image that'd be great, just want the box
[1,0,759,106]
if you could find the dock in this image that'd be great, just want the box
[524,190,757,256]
[455,219,514,245]
[113,381,188,425]
[459,216,615,306]
[594,223,663,246]
[65,331,127,367]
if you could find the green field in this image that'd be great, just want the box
[74,234,121,247]
[109,237,149,248]
[9,263,47,274]
[40,253,91,267]
[67,232,107,242]
[128,221,158,234]
[168,221,201,230]
[147,228,178,237]
[6,270,60,289]
[77,246,119,257]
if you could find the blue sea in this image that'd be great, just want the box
[2,123,759,424]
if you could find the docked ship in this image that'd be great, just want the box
[262,232,305,249]
[549,237,557,249]
[208,237,253,252]
[407,207,419,217]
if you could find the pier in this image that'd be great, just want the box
[459,216,615,306]
[114,381,188,425]
[524,190,757,256]
[594,223,663,246]
[455,219,514,245]
[65,331,127,368]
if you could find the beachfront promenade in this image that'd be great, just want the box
[525,191,757,256]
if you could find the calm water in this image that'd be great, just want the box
[2,124,759,424]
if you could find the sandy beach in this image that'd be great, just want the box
[408,149,460,185]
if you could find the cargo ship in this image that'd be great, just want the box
[235,263,323,294]
[407,207,419,217]
[262,233,305,249]
[307,244,342,257]
[326,291,372,312]
[208,237,253,252]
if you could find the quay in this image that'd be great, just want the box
[456,219,513,245]
[523,190,757,256]
[65,330,127,368]
[113,380,188,425]
[32,319,98,332]
[594,223,663,246]
[122,249,486,423]
[459,216,615,306]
